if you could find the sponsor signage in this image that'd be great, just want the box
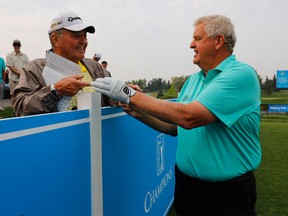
[0,93,177,215]
[276,70,288,88]
[268,104,288,112]
[101,107,177,215]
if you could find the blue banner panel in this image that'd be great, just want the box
[0,111,92,215]
[268,104,288,112]
[276,70,288,88]
[101,107,177,215]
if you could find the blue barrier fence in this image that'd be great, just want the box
[0,93,177,215]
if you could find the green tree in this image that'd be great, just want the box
[272,74,279,92]
[147,78,165,91]
[171,75,189,92]
[263,76,273,96]
[257,72,263,89]
[125,79,147,91]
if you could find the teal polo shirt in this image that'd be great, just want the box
[176,55,261,182]
[0,57,5,83]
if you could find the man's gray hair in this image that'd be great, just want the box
[49,29,63,47]
[194,15,237,53]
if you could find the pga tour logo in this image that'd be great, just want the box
[156,134,165,176]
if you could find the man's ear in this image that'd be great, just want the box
[50,33,61,48]
[215,34,225,50]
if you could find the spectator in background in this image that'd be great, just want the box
[6,39,29,96]
[93,53,101,62]
[0,56,6,111]
[101,60,108,69]
[101,60,111,77]
[93,53,111,78]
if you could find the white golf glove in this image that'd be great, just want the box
[90,77,136,104]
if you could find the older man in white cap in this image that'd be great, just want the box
[13,10,112,116]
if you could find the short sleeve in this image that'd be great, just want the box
[196,65,260,127]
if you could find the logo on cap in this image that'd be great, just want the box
[50,21,62,30]
[67,16,82,22]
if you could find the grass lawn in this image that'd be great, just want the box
[255,116,288,216]
[261,90,288,104]
[0,107,14,118]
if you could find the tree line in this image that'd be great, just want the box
[126,73,283,98]
[125,76,189,98]
[258,74,286,96]
[126,76,188,93]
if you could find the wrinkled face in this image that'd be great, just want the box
[53,29,88,63]
[190,23,217,71]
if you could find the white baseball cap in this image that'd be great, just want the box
[94,53,101,59]
[48,10,95,34]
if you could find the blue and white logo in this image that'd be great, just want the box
[156,134,165,176]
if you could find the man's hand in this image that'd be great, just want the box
[55,75,90,96]
[90,77,136,104]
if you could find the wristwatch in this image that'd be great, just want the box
[50,84,59,97]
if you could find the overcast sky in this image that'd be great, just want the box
[1,0,287,82]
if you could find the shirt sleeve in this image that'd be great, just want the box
[6,54,13,67]
[196,65,260,127]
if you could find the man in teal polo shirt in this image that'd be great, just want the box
[91,14,261,215]
[176,54,261,182]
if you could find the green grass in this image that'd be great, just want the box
[261,98,288,104]
[0,107,14,118]
[255,118,288,216]
[261,90,288,104]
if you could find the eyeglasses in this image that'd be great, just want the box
[13,44,21,47]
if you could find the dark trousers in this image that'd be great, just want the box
[174,165,257,216]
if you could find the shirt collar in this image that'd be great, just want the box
[13,51,22,56]
[214,55,236,72]
[199,55,236,79]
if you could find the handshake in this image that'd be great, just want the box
[90,77,136,104]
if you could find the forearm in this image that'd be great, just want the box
[8,66,20,76]
[12,86,60,116]
[129,107,177,136]
[130,92,216,129]
[12,68,61,116]
[130,93,184,126]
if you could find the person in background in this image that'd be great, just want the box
[93,53,101,62]
[101,60,111,77]
[0,56,6,111]
[101,60,108,69]
[6,39,29,96]
[91,14,261,215]
[12,10,111,116]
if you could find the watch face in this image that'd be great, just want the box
[51,90,57,97]
[51,85,59,97]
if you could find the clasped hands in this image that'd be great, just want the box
[55,76,139,104]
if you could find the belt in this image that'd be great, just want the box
[175,165,253,183]
[226,171,253,183]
